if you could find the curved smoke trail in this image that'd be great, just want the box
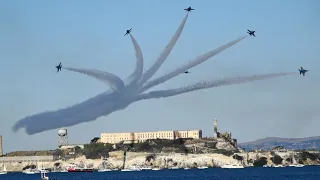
[137,13,189,87]
[64,67,125,91]
[139,36,247,93]
[12,10,297,135]
[12,90,127,135]
[135,72,297,101]
[125,34,144,87]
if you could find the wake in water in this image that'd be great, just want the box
[12,10,296,135]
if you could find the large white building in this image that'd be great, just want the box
[100,130,202,144]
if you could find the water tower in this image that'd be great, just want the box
[57,128,68,146]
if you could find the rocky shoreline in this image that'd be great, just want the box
[2,150,320,172]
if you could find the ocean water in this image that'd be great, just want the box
[1,166,320,180]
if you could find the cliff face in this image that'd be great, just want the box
[1,151,239,171]
[2,150,320,171]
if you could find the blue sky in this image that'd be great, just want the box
[0,0,319,153]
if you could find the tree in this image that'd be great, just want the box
[83,143,113,159]
[271,155,283,165]
[253,157,267,167]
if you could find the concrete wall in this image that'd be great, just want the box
[0,156,58,162]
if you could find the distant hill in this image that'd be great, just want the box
[238,136,320,151]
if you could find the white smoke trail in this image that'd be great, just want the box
[135,72,297,101]
[125,34,144,86]
[139,36,248,93]
[12,90,127,135]
[137,13,189,87]
[64,67,125,91]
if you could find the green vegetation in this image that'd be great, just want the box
[233,154,244,161]
[253,157,267,167]
[299,151,319,161]
[7,150,54,157]
[145,153,156,162]
[271,155,283,165]
[83,143,113,159]
[129,139,188,153]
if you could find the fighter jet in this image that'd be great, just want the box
[247,29,256,37]
[184,71,190,74]
[55,62,62,73]
[184,6,194,12]
[124,28,132,36]
[298,66,309,76]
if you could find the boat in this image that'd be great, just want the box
[151,167,161,171]
[221,163,244,169]
[98,169,112,172]
[274,164,284,168]
[184,167,190,170]
[40,170,49,180]
[67,164,93,172]
[98,161,112,172]
[140,166,152,170]
[197,166,208,169]
[0,164,7,175]
[23,168,41,174]
[39,167,50,173]
[289,151,305,168]
[170,166,179,169]
[121,165,141,171]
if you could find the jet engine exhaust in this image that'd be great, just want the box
[125,34,144,87]
[137,13,189,87]
[64,67,125,91]
[139,36,248,93]
[135,72,297,100]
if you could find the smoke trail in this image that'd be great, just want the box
[137,13,189,87]
[64,67,125,91]
[125,34,144,86]
[12,72,296,135]
[12,90,130,135]
[135,72,297,101]
[139,36,248,93]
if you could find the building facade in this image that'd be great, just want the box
[100,130,202,144]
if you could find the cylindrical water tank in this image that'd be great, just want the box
[58,128,67,136]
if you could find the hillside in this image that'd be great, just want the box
[238,136,320,151]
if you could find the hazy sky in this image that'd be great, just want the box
[0,0,319,153]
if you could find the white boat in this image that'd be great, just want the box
[274,165,284,168]
[121,165,141,171]
[140,166,152,170]
[197,166,208,169]
[221,164,244,169]
[151,168,161,171]
[23,168,40,174]
[184,167,190,170]
[170,166,179,169]
[40,170,49,180]
[98,169,112,172]
[0,164,7,175]
[98,161,112,172]
[39,167,50,173]
[289,151,305,168]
